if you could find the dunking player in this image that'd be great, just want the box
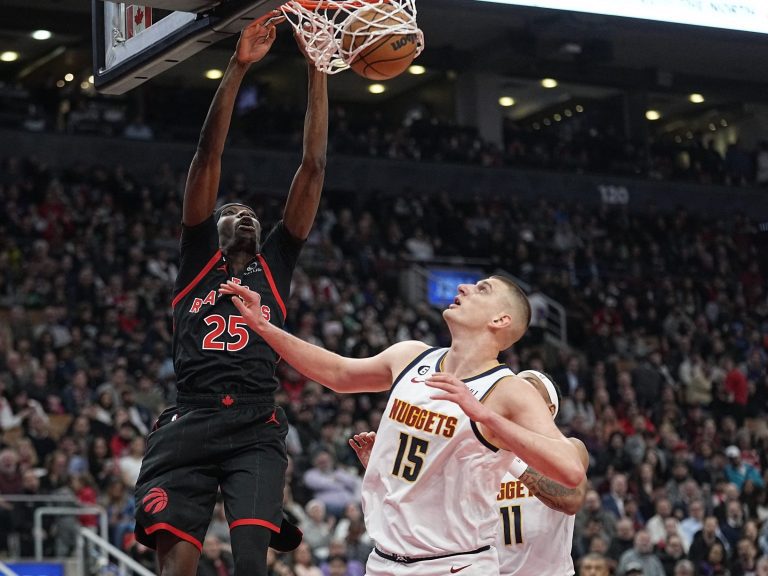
[350,370,589,576]
[220,276,585,575]
[133,18,328,576]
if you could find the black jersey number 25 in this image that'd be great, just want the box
[202,314,250,352]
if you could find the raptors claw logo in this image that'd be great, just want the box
[143,487,169,514]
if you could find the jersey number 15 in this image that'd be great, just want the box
[392,433,429,482]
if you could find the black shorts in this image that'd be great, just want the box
[134,394,288,552]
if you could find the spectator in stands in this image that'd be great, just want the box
[646,497,679,547]
[560,386,597,431]
[117,435,145,488]
[320,540,364,576]
[698,540,729,576]
[578,552,611,576]
[300,499,334,560]
[608,518,636,563]
[103,477,134,549]
[198,534,234,576]
[719,499,745,550]
[0,448,22,493]
[293,541,323,576]
[602,473,629,519]
[12,469,46,556]
[302,450,361,518]
[577,490,617,541]
[680,499,706,551]
[689,516,729,567]
[617,530,665,576]
[673,559,695,576]
[729,537,758,576]
[757,556,768,576]
[323,555,351,576]
[658,533,688,576]
[725,446,764,490]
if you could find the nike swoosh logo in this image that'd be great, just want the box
[411,377,427,383]
[450,565,471,574]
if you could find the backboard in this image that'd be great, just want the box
[92,0,283,94]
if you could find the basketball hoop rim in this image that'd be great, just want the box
[258,0,399,25]
[292,0,392,9]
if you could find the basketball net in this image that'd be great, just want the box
[277,0,424,74]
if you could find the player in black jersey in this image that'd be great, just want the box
[133,17,327,576]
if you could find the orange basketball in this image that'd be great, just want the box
[341,4,419,81]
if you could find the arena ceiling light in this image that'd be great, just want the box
[408,65,426,75]
[31,30,52,40]
[205,69,223,79]
[368,83,386,94]
[0,51,19,62]
[541,78,558,88]
[474,0,768,35]
[645,110,662,121]
[498,96,516,107]
[689,93,705,103]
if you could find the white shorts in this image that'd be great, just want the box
[365,546,500,576]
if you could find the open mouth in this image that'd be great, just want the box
[237,218,257,231]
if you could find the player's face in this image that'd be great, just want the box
[217,204,261,254]
[443,278,511,328]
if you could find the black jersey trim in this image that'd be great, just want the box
[391,347,438,392]
[470,420,500,453]
[436,354,509,384]
[470,373,514,452]
[172,249,222,309]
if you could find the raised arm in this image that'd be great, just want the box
[183,19,279,226]
[282,39,328,240]
[427,374,585,488]
[219,280,427,392]
[515,438,589,515]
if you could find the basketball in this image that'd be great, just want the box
[341,4,420,81]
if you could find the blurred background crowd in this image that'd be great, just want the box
[5,90,768,189]
[0,152,767,576]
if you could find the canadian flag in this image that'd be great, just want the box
[126,5,153,39]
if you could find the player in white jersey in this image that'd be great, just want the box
[350,370,588,576]
[220,276,586,576]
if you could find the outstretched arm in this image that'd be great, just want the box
[219,281,427,393]
[427,374,585,488]
[282,36,328,240]
[183,18,280,226]
[515,439,589,515]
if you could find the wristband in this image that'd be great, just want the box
[510,456,528,478]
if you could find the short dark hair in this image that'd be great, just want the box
[491,275,531,329]
[214,202,253,223]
